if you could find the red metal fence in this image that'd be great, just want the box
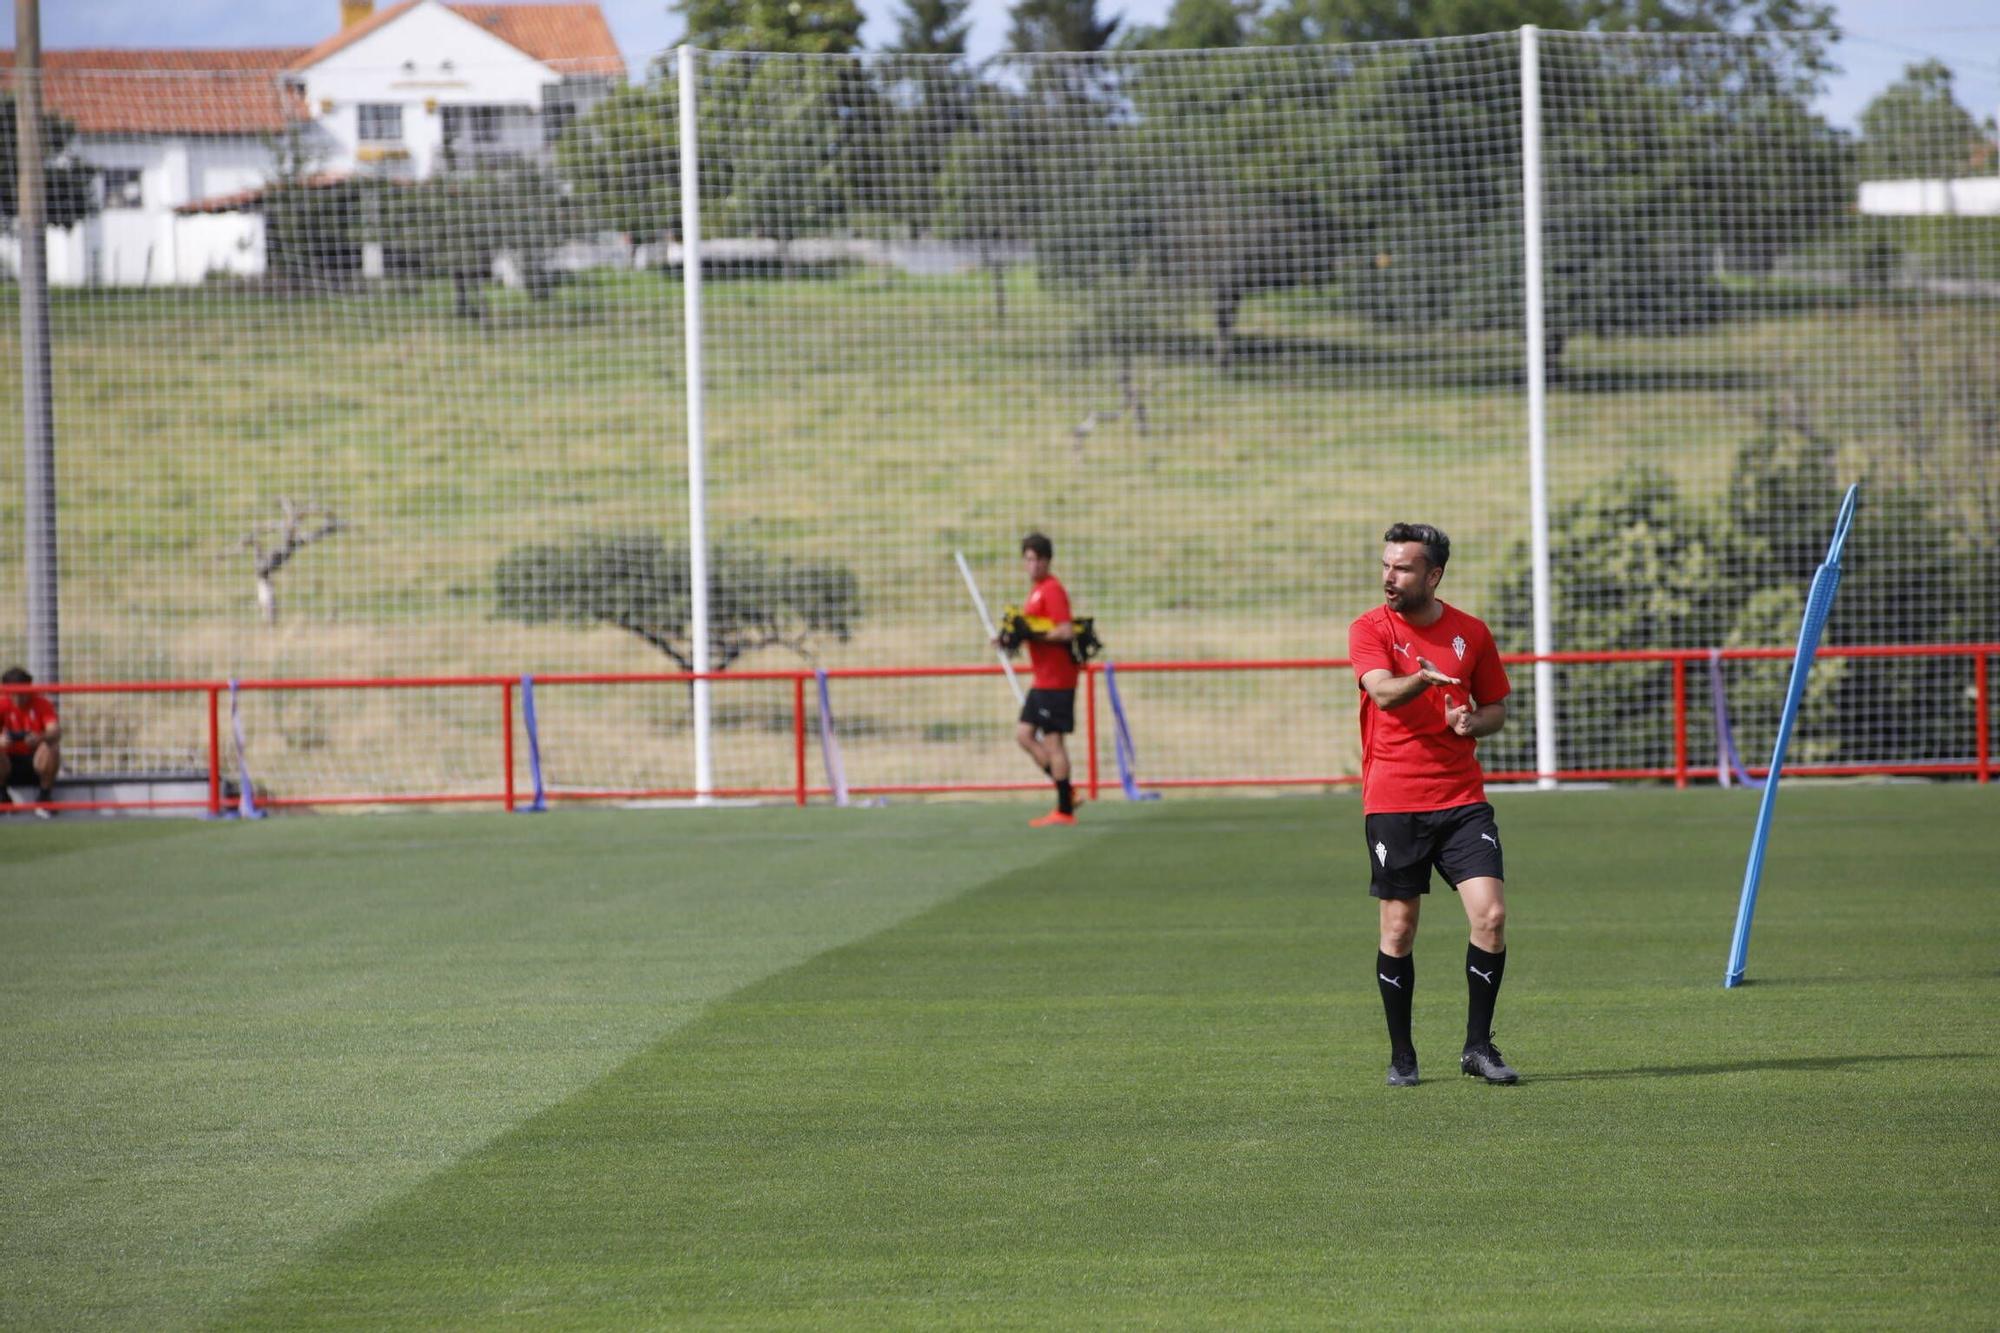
[13,643,1994,815]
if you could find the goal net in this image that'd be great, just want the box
[1,29,1994,804]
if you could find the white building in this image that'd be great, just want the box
[1857,177,2000,218]
[2,1,625,287]
[290,0,626,184]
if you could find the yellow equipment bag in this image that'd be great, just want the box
[999,606,1103,664]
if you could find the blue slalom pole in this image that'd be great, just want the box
[1103,664,1159,801]
[226,679,263,820]
[517,675,548,813]
[1725,485,1859,988]
[815,669,849,807]
[1707,649,1763,791]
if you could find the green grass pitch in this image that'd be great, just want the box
[3,787,1996,1328]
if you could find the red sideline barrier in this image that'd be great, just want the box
[7,644,1994,815]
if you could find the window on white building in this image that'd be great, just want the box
[443,105,506,147]
[100,168,143,209]
[542,98,576,146]
[357,103,404,143]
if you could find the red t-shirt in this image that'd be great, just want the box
[1,692,58,756]
[1024,575,1078,690]
[1349,602,1511,814]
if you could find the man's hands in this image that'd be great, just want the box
[1415,656,1461,690]
[1445,694,1506,738]
[1444,697,1477,736]
[1422,658,1484,735]
[1363,650,1506,736]
[1362,661,1451,711]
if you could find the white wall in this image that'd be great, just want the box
[0,210,265,287]
[70,134,273,211]
[300,0,564,180]
[8,135,287,286]
[172,213,267,281]
[74,137,174,207]
[187,138,285,205]
[1858,177,2000,218]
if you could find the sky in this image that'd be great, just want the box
[21,0,2000,129]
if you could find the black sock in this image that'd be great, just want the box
[1055,777,1074,814]
[1465,943,1506,1049]
[1377,951,1415,1060]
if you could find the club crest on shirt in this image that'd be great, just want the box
[1452,634,1467,661]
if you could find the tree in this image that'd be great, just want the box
[263,177,368,288]
[674,0,865,54]
[1260,0,1569,44]
[708,57,887,255]
[1487,394,2000,776]
[1573,0,1837,94]
[1259,0,1834,73]
[384,164,577,317]
[1008,0,1120,52]
[262,122,368,288]
[227,499,347,625]
[983,45,1348,368]
[881,0,976,215]
[494,535,860,671]
[556,84,680,254]
[0,99,98,232]
[889,0,972,54]
[877,7,978,240]
[1124,0,1262,49]
[1857,60,1993,181]
[933,87,1046,322]
[1484,464,1749,775]
[669,1,885,250]
[1029,110,1164,360]
[1119,48,1345,366]
[1330,18,1847,356]
[1007,0,1122,107]
[1324,42,1524,338]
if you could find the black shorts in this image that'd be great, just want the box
[1364,801,1504,900]
[1019,688,1075,735]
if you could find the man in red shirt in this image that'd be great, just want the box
[1001,532,1080,828]
[1349,524,1518,1087]
[2,666,62,817]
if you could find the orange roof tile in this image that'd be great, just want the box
[290,1,624,78]
[176,171,358,215]
[0,49,311,136]
[449,4,626,77]
[286,0,424,72]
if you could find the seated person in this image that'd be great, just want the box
[2,666,61,816]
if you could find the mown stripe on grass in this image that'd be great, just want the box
[0,804,1101,1330]
[0,815,209,869]
[218,792,1999,1329]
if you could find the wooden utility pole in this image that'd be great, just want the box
[15,0,59,682]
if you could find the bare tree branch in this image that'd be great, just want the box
[225,498,348,624]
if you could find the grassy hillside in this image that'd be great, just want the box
[0,269,1992,793]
